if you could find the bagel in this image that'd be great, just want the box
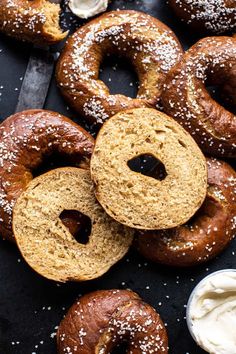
[0,0,67,45]
[90,108,207,230]
[162,36,236,158]
[56,10,183,125]
[57,289,168,353]
[0,109,94,242]
[12,168,134,282]
[136,158,236,267]
[168,0,236,34]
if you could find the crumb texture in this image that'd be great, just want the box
[91,108,207,230]
[0,109,94,242]
[13,168,133,282]
[136,158,236,267]
[57,289,169,354]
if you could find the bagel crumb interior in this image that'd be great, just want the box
[42,1,67,39]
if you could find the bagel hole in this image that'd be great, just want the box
[110,342,129,353]
[32,152,83,178]
[59,210,91,245]
[185,196,219,230]
[127,154,167,181]
[99,56,138,98]
[206,85,236,115]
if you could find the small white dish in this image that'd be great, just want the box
[186,269,236,354]
[68,0,108,19]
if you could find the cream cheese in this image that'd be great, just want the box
[187,270,236,354]
[68,0,108,19]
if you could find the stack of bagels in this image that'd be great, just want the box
[0,2,235,353]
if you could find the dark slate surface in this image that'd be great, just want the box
[0,1,235,353]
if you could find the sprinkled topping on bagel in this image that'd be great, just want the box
[56,10,183,124]
[0,109,94,241]
[3,0,46,30]
[162,36,236,158]
[0,0,67,44]
[57,290,168,353]
[169,0,236,33]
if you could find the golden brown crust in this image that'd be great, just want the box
[135,158,236,267]
[0,109,94,242]
[0,0,67,45]
[57,289,168,354]
[56,10,183,125]
[168,0,236,34]
[162,36,236,158]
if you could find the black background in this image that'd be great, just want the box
[0,0,235,353]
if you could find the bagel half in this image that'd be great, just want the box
[13,168,134,282]
[91,108,207,230]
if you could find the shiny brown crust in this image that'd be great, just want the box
[0,0,67,45]
[57,289,168,354]
[168,0,236,34]
[56,10,183,125]
[135,158,236,267]
[162,36,236,158]
[0,109,94,242]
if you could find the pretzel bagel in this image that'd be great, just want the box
[168,0,236,34]
[0,109,94,242]
[57,289,168,353]
[0,0,67,45]
[162,36,236,158]
[136,158,236,267]
[56,10,183,125]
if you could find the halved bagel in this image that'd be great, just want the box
[91,108,207,230]
[13,168,134,282]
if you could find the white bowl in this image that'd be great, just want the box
[186,269,236,352]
